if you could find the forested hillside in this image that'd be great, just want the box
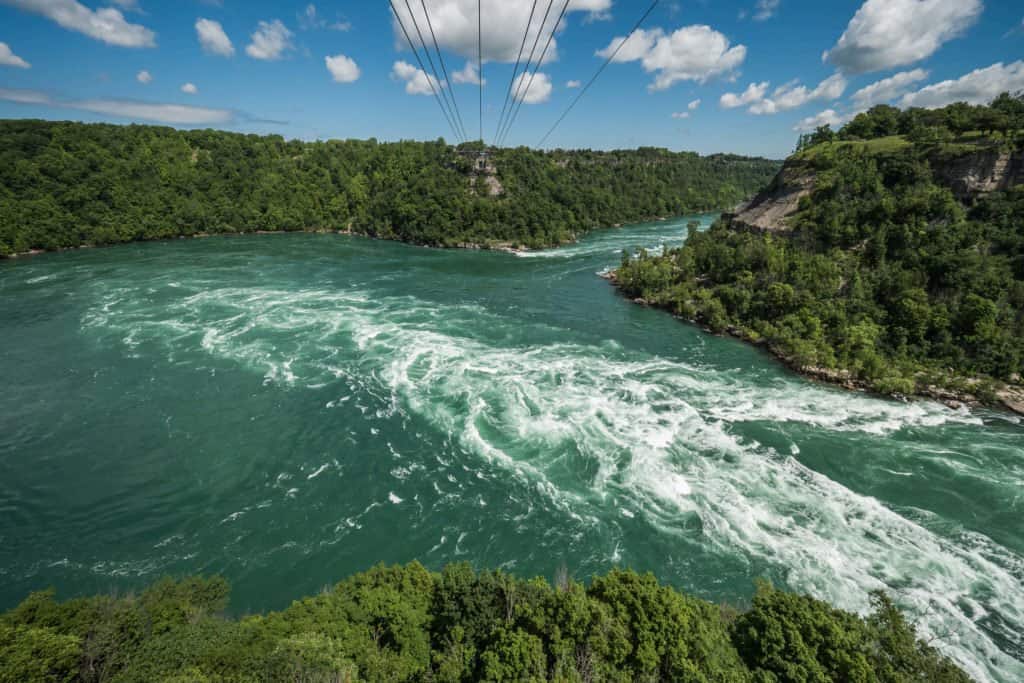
[0,563,969,682]
[0,120,778,256]
[616,95,1024,410]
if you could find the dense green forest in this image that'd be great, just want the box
[616,95,1024,403]
[0,120,778,256]
[0,562,969,682]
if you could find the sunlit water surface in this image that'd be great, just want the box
[1,217,1022,681]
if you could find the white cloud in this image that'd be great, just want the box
[391,0,609,64]
[0,87,233,124]
[136,69,151,83]
[196,18,234,57]
[899,61,1024,109]
[721,74,846,114]
[325,54,360,83]
[299,4,349,31]
[599,25,746,91]
[392,60,443,96]
[671,111,689,119]
[851,68,928,109]
[753,0,780,21]
[245,19,293,61]
[720,81,768,108]
[566,79,582,88]
[0,87,50,104]
[0,42,31,68]
[512,72,552,104]
[824,0,982,74]
[181,82,198,94]
[2,0,156,47]
[109,0,137,10]
[794,108,849,132]
[452,61,484,85]
[688,98,701,110]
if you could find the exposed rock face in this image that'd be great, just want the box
[722,160,815,233]
[725,146,1023,235]
[930,149,1024,200]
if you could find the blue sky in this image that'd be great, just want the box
[0,0,1021,158]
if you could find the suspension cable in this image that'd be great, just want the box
[495,0,556,146]
[420,0,469,142]
[493,0,539,143]
[538,0,660,148]
[403,0,466,142]
[498,0,569,147]
[478,0,483,143]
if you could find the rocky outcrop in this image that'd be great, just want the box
[930,148,1024,200]
[721,160,815,233]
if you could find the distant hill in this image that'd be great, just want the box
[615,94,1024,413]
[0,120,778,257]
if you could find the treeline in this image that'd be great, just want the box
[0,562,969,682]
[618,95,1024,400]
[797,92,1024,149]
[0,120,778,257]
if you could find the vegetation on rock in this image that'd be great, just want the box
[616,95,1024,406]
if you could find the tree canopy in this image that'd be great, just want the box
[0,120,779,257]
[0,563,969,682]
[618,95,1024,402]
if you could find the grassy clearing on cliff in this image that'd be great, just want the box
[0,563,970,682]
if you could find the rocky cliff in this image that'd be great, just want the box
[725,142,1023,234]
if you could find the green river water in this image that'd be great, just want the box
[0,216,1022,681]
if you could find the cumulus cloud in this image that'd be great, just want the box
[794,108,849,132]
[0,42,31,68]
[824,0,982,74]
[0,87,233,124]
[325,54,360,83]
[566,79,581,88]
[246,19,293,61]
[452,61,484,85]
[181,82,198,94]
[671,111,689,119]
[720,81,768,108]
[599,24,746,91]
[392,60,443,96]
[850,68,928,109]
[196,18,234,57]
[136,69,151,84]
[391,0,609,64]
[688,98,701,110]
[512,72,553,104]
[899,61,1024,109]
[1,0,156,47]
[721,74,845,114]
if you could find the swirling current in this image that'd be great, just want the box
[1,217,1022,681]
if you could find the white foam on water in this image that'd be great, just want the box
[82,283,1024,680]
[307,464,329,480]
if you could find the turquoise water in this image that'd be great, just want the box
[1,217,1022,681]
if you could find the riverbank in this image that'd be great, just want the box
[2,211,695,260]
[602,270,1024,417]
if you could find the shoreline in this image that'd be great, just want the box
[601,271,1024,418]
[1,212,709,261]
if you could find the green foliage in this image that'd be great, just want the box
[617,95,1024,401]
[0,564,968,682]
[0,120,778,255]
